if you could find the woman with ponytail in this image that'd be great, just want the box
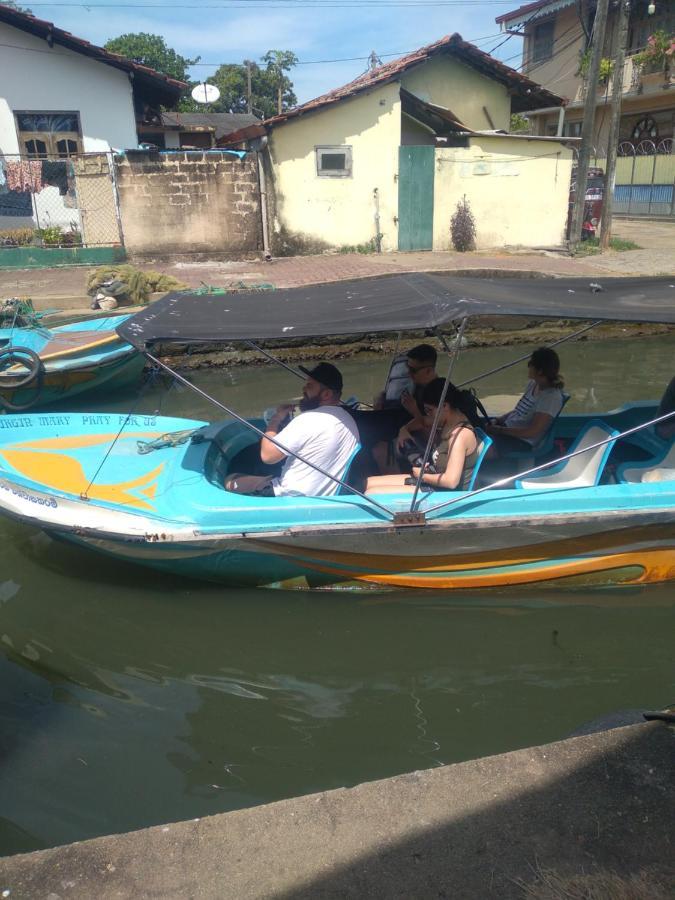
[487,347,564,455]
[366,378,480,494]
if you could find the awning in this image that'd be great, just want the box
[117,273,675,348]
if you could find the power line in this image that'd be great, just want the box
[0,32,506,69]
[13,1,532,7]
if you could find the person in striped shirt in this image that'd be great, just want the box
[487,347,564,456]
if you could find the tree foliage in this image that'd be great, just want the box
[104,33,199,82]
[509,113,530,134]
[188,51,298,118]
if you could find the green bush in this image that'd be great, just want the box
[450,195,476,252]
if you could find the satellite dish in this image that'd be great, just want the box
[191,83,220,104]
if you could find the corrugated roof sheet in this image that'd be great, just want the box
[495,0,575,28]
[160,112,259,139]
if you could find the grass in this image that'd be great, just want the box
[338,235,382,254]
[574,236,641,256]
[516,865,674,899]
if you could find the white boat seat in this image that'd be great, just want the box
[616,439,675,484]
[516,420,618,490]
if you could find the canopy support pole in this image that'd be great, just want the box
[409,316,468,513]
[456,321,602,389]
[420,410,675,519]
[143,351,395,520]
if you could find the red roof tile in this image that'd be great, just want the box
[259,32,563,129]
[0,3,186,103]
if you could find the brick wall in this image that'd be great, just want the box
[114,151,262,256]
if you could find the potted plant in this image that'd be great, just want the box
[577,49,614,93]
[633,29,674,87]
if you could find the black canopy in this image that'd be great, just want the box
[117,273,675,347]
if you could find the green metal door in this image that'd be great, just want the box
[398,145,435,251]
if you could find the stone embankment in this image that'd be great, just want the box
[0,720,672,899]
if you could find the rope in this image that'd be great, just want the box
[80,366,156,500]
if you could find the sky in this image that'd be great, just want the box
[16,0,529,103]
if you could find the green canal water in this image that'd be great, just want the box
[1,336,674,855]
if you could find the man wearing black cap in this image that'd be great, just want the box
[225,362,360,497]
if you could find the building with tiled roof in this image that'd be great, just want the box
[0,3,186,156]
[221,33,575,254]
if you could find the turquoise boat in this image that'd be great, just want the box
[0,314,145,411]
[0,273,673,591]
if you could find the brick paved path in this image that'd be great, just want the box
[1,245,672,312]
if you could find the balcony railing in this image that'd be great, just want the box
[574,54,673,102]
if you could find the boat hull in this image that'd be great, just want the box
[0,315,143,410]
[1,411,674,592]
[58,513,675,590]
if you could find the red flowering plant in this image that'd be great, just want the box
[633,30,675,75]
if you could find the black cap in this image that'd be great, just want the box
[298,362,343,393]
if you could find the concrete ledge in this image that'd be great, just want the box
[0,246,126,270]
[0,721,673,899]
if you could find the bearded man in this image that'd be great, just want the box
[225,363,360,497]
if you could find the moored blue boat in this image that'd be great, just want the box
[0,314,144,411]
[0,273,673,591]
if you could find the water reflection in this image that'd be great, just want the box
[1,335,674,855]
[1,541,673,856]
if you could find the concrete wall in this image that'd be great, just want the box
[114,151,261,256]
[434,136,573,249]
[0,22,138,155]
[267,81,401,253]
[401,54,511,131]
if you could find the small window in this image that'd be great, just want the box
[563,121,582,137]
[15,111,83,158]
[316,145,352,178]
[531,20,555,64]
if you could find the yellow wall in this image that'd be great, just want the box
[267,81,401,252]
[401,55,511,131]
[434,137,573,249]
[267,52,523,252]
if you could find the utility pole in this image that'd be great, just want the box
[245,61,252,114]
[368,50,382,71]
[569,0,611,248]
[600,0,631,250]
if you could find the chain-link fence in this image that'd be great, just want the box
[0,152,123,250]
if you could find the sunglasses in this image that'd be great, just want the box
[407,363,431,373]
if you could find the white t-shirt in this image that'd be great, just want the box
[272,406,360,497]
[504,380,564,446]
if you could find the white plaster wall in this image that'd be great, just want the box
[268,81,401,252]
[0,21,138,155]
[434,137,573,249]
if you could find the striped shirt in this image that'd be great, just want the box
[505,380,564,446]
